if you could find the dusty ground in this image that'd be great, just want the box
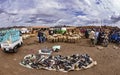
[0,36,120,75]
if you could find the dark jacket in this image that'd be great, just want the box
[38,31,43,37]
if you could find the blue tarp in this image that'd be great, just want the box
[110,32,120,42]
[0,29,20,43]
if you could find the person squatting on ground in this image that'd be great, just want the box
[38,30,46,43]
[98,30,106,45]
[89,29,95,46]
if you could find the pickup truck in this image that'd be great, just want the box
[0,29,23,53]
[1,37,23,52]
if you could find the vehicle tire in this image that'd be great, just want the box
[18,42,23,47]
[13,46,18,53]
[21,42,23,45]
[18,44,21,47]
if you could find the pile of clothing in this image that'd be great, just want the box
[20,54,97,72]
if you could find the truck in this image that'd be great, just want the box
[0,29,23,53]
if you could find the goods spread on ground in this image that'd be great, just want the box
[20,51,97,72]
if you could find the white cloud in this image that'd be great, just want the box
[0,0,120,27]
[84,0,92,6]
[112,0,120,10]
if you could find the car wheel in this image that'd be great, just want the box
[18,42,22,47]
[18,44,21,47]
[13,46,18,53]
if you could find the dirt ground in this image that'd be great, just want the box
[0,36,120,75]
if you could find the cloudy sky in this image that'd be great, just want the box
[0,0,120,27]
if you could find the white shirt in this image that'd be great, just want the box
[89,31,95,39]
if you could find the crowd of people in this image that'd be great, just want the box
[37,27,120,47]
[84,28,120,47]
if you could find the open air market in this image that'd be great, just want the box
[0,0,120,75]
[0,25,120,75]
